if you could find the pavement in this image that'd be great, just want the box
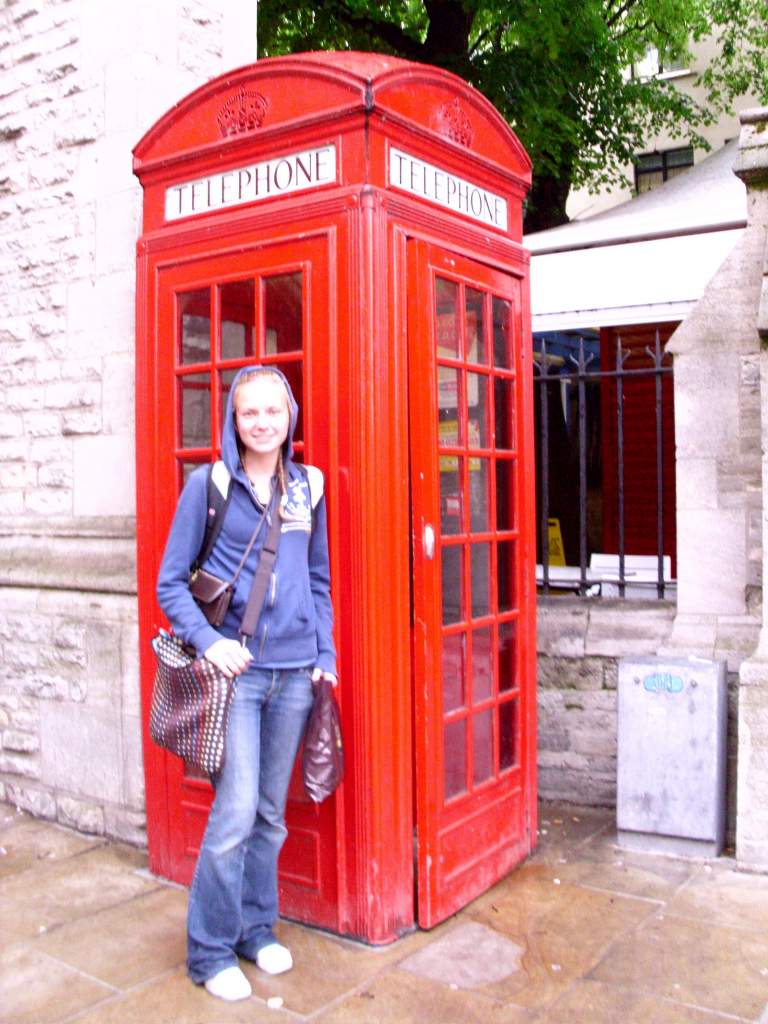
[2,802,768,1024]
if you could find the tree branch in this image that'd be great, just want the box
[469,26,495,57]
[614,17,652,41]
[606,0,643,29]
[313,0,427,60]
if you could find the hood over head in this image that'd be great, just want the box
[221,365,299,481]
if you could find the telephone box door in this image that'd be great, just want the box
[408,240,535,928]
[143,233,339,928]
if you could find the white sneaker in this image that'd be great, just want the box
[256,942,293,975]
[203,965,252,1001]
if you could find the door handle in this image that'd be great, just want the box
[424,524,435,560]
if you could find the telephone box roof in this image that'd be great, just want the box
[133,50,531,185]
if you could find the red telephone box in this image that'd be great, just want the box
[133,51,536,943]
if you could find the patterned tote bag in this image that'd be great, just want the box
[149,630,236,775]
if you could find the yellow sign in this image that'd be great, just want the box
[439,419,482,471]
[547,518,566,566]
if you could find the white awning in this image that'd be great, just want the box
[525,140,746,331]
[530,227,744,331]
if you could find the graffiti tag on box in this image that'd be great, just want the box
[643,673,684,694]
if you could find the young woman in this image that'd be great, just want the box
[157,365,336,1002]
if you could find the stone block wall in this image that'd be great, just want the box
[0,584,142,841]
[0,0,257,839]
[536,600,677,807]
[537,599,743,840]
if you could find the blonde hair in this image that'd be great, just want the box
[233,367,291,515]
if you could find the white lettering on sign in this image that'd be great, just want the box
[165,144,337,221]
[389,147,507,231]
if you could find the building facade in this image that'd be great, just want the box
[0,0,257,841]
[568,34,761,221]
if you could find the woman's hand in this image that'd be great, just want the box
[312,668,338,687]
[204,638,253,679]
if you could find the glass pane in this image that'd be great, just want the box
[466,288,486,364]
[220,279,255,360]
[494,377,515,450]
[219,367,238,436]
[467,373,489,448]
[180,373,210,449]
[440,458,464,536]
[264,272,302,355]
[495,459,515,531]
[498,540,516,613]
[438,367,463,444]
[492,297,512,368]
[499,699,517,770]
[274,360,304,445]
[667,146,693,169]
[441,544,463,625]
[442,633,466,712]
[469,457,490,532]
[472,627,493,703]
[637,152,663,172]
[470,542,491,618]
[436,277,459,357]
[179,289,211,365]
[444,719,467,800]
[498,620,517,693]
[666,164,690,182]
[473,709,493,785]
[637,170,663,193]
[181,460,205,489]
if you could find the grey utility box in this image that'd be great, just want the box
[617,656,727,856]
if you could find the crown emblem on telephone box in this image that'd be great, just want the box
[435,98,474,148]
[217,87,270,137]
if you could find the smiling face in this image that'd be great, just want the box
[233,374,291,463]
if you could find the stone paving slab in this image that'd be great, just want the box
[399,921,525,989]
[312,969,531,1024]
[664,863,768,932]
[591,911,768,1020]
[2,802,768,1024]
[56,969,296,1024]
[35,887,188,989]
[0,811,103,880]
[537,979,745,1024]
[0,842,161,950]
[0,944,116,1024]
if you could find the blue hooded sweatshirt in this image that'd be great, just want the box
[156,366,336,674]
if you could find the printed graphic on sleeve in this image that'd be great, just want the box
[281,477,313,532]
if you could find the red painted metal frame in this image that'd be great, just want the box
[134,51,534,944]
[407,241,537,927]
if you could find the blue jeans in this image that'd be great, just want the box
[187,665,314,984]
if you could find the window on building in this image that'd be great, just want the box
[630,45,689,80]
[634,146,694,194]
[534,325,677,599]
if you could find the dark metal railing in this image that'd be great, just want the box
[535,330,674,599]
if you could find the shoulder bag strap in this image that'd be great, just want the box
[227,500,270,588]
[239,488,283,641]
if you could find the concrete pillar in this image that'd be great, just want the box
[663,128,762,671]
[734,108,768,868]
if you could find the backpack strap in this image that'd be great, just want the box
[194,461,233,569]
[297,463,324,510]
